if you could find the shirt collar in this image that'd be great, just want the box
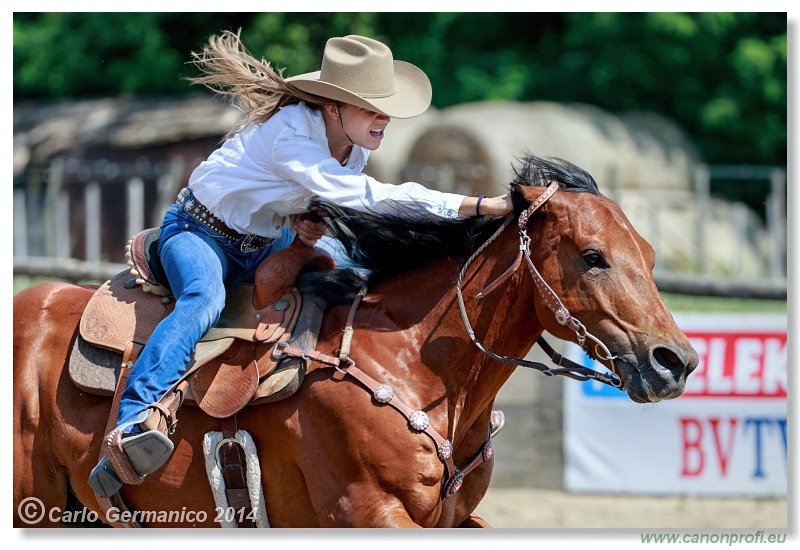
[302,102,369,170]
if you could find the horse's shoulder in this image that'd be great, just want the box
[14,281,96,322]
[15,280,96,300]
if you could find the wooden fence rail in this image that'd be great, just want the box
[12,158,787,301]
[12,257,787,301]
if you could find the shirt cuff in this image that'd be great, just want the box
[436,193,466,219]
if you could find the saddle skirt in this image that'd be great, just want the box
[70,269,313,418]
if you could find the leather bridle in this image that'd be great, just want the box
[269,182,624,503]
[456,181,625,390]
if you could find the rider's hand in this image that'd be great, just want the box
[479,193,514,216]
[458,193,514,217]
[294,214,328,246]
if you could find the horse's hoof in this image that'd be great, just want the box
[121,430,175,476]
[88,456,123,497]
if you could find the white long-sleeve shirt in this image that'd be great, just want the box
[188,102,465,238]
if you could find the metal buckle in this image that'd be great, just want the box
[175,187,190,205]
[334,356,355,375]
[271,341,288,360]
[240,234,261,253]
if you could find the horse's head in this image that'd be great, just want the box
[314,154,698,402]
[514,156,698,403]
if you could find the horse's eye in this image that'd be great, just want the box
[583,250,607,268]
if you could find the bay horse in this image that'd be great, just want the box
[13,155,698,528]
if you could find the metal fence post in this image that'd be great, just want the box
[127,177,145,239]
[55,191,70,259]
[85,181,101,263]
[693,165,710,276]
[155,157,186,223]
[731,202,748,278]
[43,158,65,258]
[767,168,787,279]
[13,189,27,258]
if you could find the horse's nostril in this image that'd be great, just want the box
[653,346,684,381]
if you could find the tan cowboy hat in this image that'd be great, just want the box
[287,35,432,119]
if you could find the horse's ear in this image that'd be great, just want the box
[509,183,528,216]
[514,183,559,214]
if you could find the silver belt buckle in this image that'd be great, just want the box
[176,187,190,205]
[240,234,261,253]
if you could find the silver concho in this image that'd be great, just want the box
[272,299,289,311]
[408,410,430,431]
[482,442,494,461]
[555,307,569,325]
[373,384,395,404]
[445,472,464,497]
[438,440,453,460]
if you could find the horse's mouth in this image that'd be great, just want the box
[631,378,665,403]
[615,358,686,403]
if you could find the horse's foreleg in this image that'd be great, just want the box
[14,355,68,526]
[322,508,423,528]
[13,283,97,528]
[317,499,424,528]
[458,514,492,527]
[14,424,69,527]
[383,511,424,528]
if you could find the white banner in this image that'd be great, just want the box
[564,312,787,496]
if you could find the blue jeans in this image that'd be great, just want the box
[115,202,293,428]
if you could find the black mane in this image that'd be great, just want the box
[312,155,600,279]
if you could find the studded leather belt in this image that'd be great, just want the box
[176,188,274,253]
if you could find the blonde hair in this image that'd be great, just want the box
[189,30,327,138]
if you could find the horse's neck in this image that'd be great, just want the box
[372,228,543,443]
[451,230,543,442]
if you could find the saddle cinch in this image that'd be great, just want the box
[69,227,349,419]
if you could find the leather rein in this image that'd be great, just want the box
[456,181,624,390]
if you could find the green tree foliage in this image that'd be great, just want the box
[13,12,786,169]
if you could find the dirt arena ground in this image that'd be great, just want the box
[474,487,788,529]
